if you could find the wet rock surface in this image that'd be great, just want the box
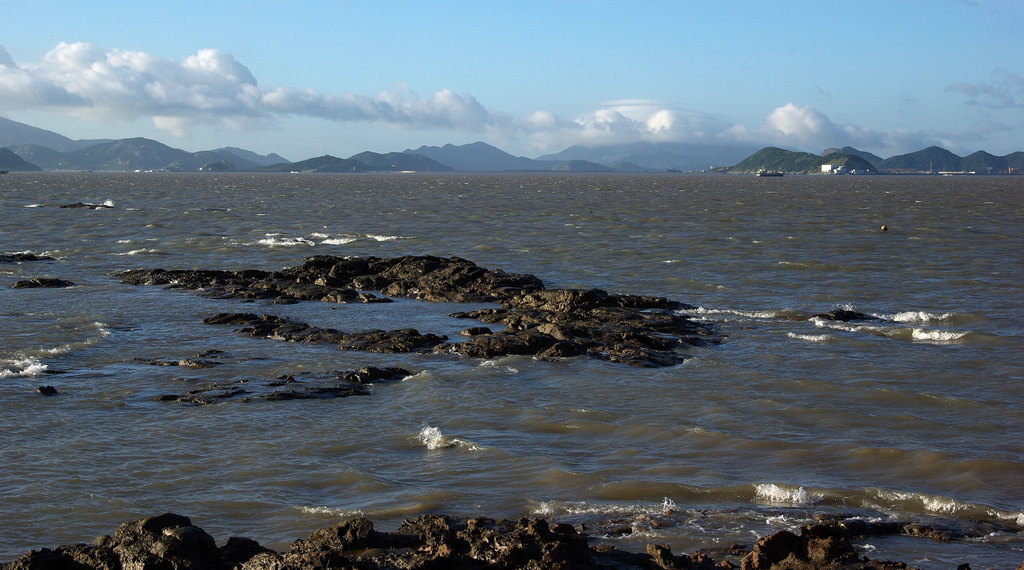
[60,201,114,209]
[119,255,720,367]
[0,253,55,263]
[150,365,412,405]
[3,513,1000,570]
[11,277,75,288]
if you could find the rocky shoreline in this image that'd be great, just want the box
[5,511,990,570]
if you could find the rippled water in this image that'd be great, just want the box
[1,172,1022,567]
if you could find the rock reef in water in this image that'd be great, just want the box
[2,512,943,570]
[0,253,55,263]
[150,363,413,405]
[11,277,75,289]
[118,255,720,367]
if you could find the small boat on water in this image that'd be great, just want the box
[756,168,783,177]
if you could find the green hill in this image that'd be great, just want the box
[877,146,962,172]
[727,147,874,174]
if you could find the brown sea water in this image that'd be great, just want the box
[1,172,1022,567]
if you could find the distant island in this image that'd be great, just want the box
[1,116,1022,175]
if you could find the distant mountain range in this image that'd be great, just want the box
[2,116,1022,174]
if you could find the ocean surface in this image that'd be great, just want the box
[1,172,1021,568]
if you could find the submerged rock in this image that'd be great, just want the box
[0,253,54,263]
[59,202,113,209]
[152,366,411,405]
[11,277,75,289]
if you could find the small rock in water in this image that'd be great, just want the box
[11,277,75,289]
[35,385,59,396]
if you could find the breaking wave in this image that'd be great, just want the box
[417,424,480,451]
[754,483,821,506]
[0,357,48,378]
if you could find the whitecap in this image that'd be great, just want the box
[322,237,358,245]
[680,306,791,320]
[418,425,454,450]
[754,483,820,505]
[786,332,831,343]
[0,357,48,378]
[256,236,316,247]
[417,424,480,451]
[366,234,408,241]
[114,248,165,256]
[885,310,955,323]
[402,370,432,382]
[910,328,968,343]
[874,489,969,514]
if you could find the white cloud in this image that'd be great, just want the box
[0,42,1000,156]
[0,42,502,135]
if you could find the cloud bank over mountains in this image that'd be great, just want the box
[0,42,977,156]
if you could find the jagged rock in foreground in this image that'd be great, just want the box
[119,255,719,367]
[2,513,937,570]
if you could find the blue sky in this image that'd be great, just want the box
[1,0,1022,160]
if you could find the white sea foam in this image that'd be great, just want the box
[298,505,364,516]
[366,234,405,242]
[989,510,1024,526]
[754,483,820,505]
[787,332,832,342]
[322,237,358,245]
[256,236,316,247]
[479,359,519,374]
[114,248,165,256]
[402,370,432,382]
[417,424,479,451]
[680,306,791,320]
[874,490,969,514]
[532,498,678,518]
[884,310,955,323]
[0,357,48,378]
[910,328,968,343]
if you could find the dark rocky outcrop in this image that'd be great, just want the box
[0,253,54,263]
[808,309,874,322]
[11,277,75,288]
[4,513,971,570]
[59,202,113,209]
[117,255,543,304]
[120,255,719,367]
[200,313,448,353]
